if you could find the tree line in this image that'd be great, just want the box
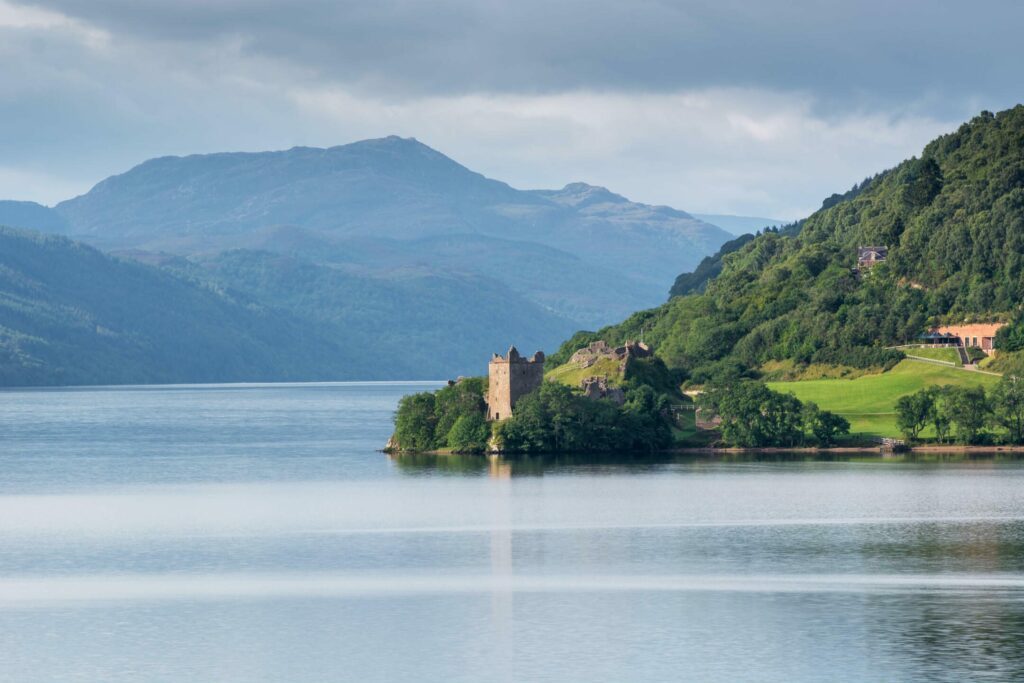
[391,376,676,455]
[697,381,850,448]
[895,375,1024,444]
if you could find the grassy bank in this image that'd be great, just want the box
[767,359,999,438]
[898,346,962,366]
[545,356,622,386]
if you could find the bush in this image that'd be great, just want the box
[966,347,987,364]
[392,378,487,451]
[895,384,993,444]
[447,413,491,453]
[393,392,438,451]
[494,382,672,454]
[810,346,904,371]
[995,321,1024,353]
[698,381,848,447]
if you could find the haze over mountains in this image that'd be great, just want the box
[691,214,786,236]
[0,136,738,385]
[52,137,730,321]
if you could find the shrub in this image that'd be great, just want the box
[699,381,847,447]
[447,413,491,453]
[495,381,672,454]
[393,392,438,451]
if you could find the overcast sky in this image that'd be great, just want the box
[2,0,1021,218]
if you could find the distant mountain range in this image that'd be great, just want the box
[0,136,749,385]
[0,228,574,385]
[51,137,732,322]
[0,200,71,234]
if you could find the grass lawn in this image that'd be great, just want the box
[898,346,962,366]
[545,356,623,387]
[767,359,999,438]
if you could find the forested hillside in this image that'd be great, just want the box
[0,228,365,385]
[0,228,574,386]
[557,106,1024,383]
[186,249,575,377]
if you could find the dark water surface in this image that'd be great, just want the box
[2,383,1024,682]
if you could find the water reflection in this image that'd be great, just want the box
[6,384,1024,682]
[389,450,1024,476]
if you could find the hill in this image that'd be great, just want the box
[53,137,731,329]
[0,225,577,386]
[184,249,575,379]
[0,226,358,386]
[0,201,69,234]
[557,106,1024,383]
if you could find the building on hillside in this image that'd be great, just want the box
[857,246,888,269]
[928,323,1006,355]
[487,346,545,421]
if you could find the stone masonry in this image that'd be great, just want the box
[487,346,545,421]
[569,340,652,370]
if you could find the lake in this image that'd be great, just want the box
[2,382,1024,682]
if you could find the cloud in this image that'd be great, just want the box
[0,0,1016,216]
[11,0,1024,110]
[287,86,957,218]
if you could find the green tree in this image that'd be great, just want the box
[895,391,933,441]
[447,413,491,453]
[393,392,438,451]
[433,377,487,441]
[927,385,954,444]
[995,322,1024,353]
[701,382,805,447]
[802,401,850,447]
[948,386,990,444]
[990,376,1024,444]
[495,381,672,454]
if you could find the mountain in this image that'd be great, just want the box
[552,106,1024,382]
[0,201,69,234]
[692,214,786,236]
[183,249,575,378]
[0,226,351,386]
[246,228,652,326]
[0,226,573,386]
[54,137,731,328]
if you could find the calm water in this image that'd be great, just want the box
[3,383,1024,682]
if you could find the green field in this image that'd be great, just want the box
[545,357,623,387]
[899,346,962,366]
[767,359,999,438]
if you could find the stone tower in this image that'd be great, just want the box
[487,346,545,421]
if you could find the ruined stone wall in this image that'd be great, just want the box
[487,348,544,420]
[487,360,512,421]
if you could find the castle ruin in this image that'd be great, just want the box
[487,346,545,421]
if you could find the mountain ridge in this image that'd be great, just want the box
[49,136,731,333]
[0,224,576,386]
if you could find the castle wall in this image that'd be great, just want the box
[487,349,544,421]
[487,361,512,421]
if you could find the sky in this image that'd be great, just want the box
[1,0,1021,219]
